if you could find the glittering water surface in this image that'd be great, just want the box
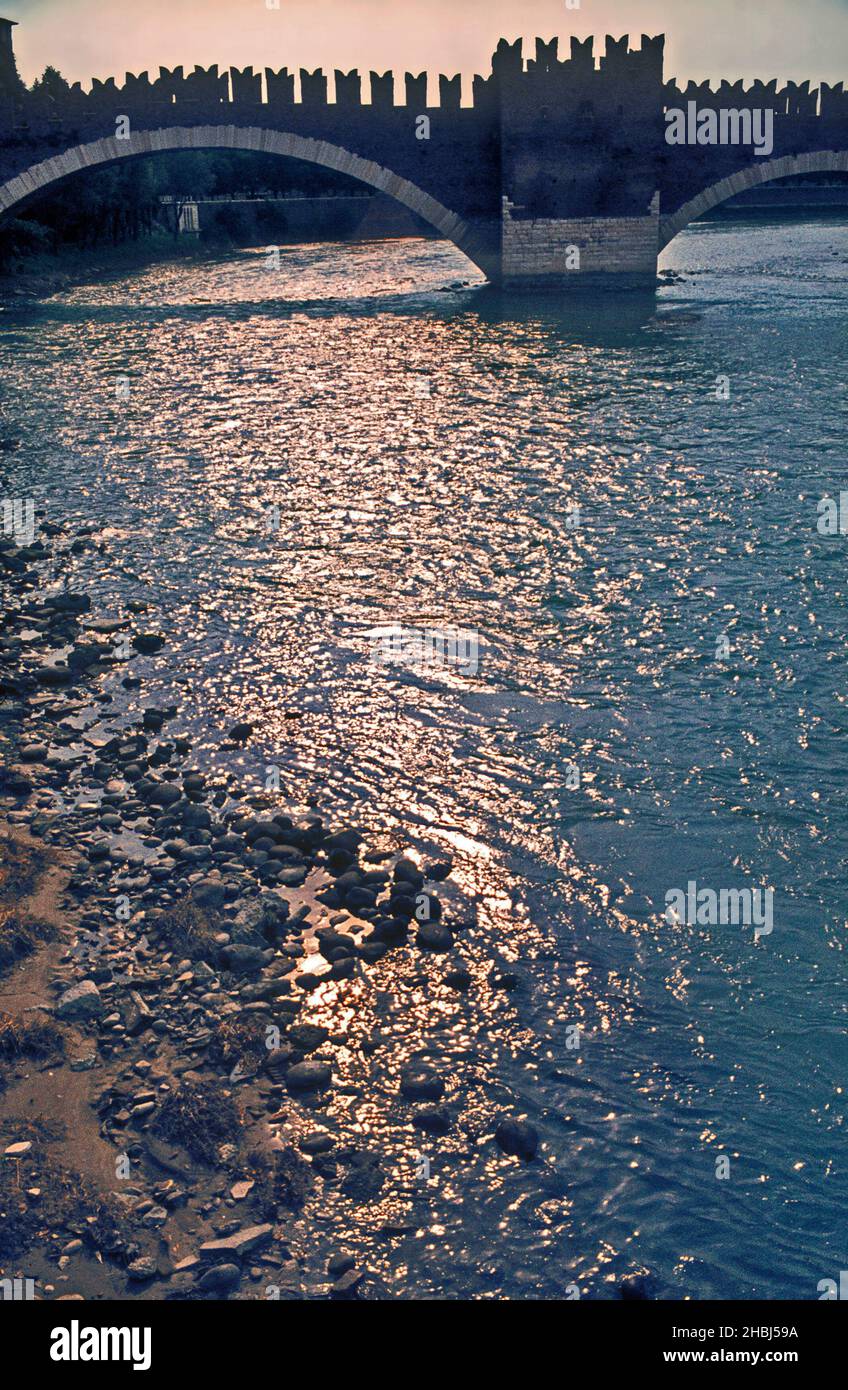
[2,217,848,1299]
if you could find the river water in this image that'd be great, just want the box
[2,215,847,1299]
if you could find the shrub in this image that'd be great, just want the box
[0,1011,65,1062]
[0,912,54,976]
[248,1146,313,1216]
[152,1078,242,1164]
[155,896,217,961]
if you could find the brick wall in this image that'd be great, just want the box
[501,200,660,285]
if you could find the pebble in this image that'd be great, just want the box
[132,633,165,654]
[331,1269,366,1300]
[198,1263,241,1292]
[413,1107,451,1135]
[299,1131,335,1155]
[445,967,472,991]
[4,1141,33,1158]
[416,922,453,952]
[400,1066,444,1102]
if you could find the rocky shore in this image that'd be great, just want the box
[0,510,538,1301]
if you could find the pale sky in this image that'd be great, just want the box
[5,0,848,89]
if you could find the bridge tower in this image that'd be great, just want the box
[494,35,666,288]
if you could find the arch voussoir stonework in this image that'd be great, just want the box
[659,150,848,250]
[0,125,495,276]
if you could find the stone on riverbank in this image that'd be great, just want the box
[56,979,103,1021]
[198,1263,241,1292]
[416,922,453,952]
[286,1060,331,1092]
[35,664,72,687]
[132,633,165,654]
[199,1224,273,1260]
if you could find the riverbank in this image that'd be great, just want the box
[0,212,440,304]
[0,234,214,302]
[0,507,540,1302]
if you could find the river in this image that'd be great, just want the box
[1,213,847,1299]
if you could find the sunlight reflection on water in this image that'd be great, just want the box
[2,219,847,1297]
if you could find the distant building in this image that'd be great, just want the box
[0,18,21,94]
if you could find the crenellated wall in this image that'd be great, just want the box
[0,25,845,289]
[663,77,848,118]
[496,36,667,221]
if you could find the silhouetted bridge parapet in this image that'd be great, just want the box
[0,21,845,289]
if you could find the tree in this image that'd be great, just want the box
[31,66,72,99]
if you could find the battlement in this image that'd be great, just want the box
[664,78,847,119]
[3,32,840,124]
[55,64,469,112]
[69,35,669,111]
[493,34,665,81]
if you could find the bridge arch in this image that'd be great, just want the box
[0,124,496,277]
[659,150,848,250]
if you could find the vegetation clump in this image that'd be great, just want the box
[152,1078,242,1164]
[248,1146,313,1215]
[209,1015,270,1075]
[0,1132,131,1263]
[154,895,218,962]
[0,1011,65,1063]
[0,838,53,976]
[0,913,55,975]
[0,836,44,900]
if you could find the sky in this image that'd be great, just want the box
[4,0,848,90]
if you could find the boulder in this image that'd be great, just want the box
[286,1061,331,1092]
[400,1066,444,1102]
[494,1118,538,1160]
[56,980,103,1021]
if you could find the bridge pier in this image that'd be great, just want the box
[499,197,661,291]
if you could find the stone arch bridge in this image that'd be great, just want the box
[0,19,845,289]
